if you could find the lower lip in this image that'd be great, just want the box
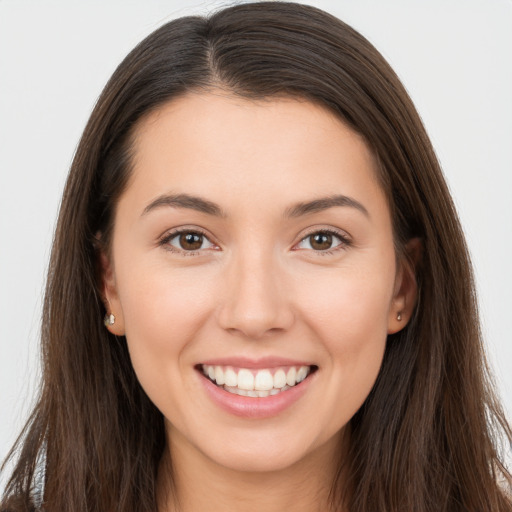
[199,372,314,419]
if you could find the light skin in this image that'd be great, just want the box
[101,91,417,512]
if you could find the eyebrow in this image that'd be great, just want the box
[142,193,226,217]
[284,195,370,218]
[141,192,369,219]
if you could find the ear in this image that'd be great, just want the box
[98,248,126,336]
[387,238,422,334]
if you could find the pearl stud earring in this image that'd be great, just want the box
[104,313,115,327]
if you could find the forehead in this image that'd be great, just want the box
[122,91,386,219]
[134,92,372,162]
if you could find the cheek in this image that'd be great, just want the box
[295,259,394,407]
[115,263,217,395]
[119,262,216,341]
[298,261,395,341]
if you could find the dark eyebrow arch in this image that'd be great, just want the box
[285,195,369,218]
[142,193,226,217]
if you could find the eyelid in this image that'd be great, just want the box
[158,226,220,255]
[157,225,351,256]
[292,226,352,252]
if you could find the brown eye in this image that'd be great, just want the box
[309,233,333,250]
[179,233,203,250]
[295,230,348,252]
[166,231,215,252]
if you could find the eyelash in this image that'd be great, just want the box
[293,228,351,256]
[158,227,351,256]
[158,228,217,256]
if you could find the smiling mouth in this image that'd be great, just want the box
[199,364,318,398]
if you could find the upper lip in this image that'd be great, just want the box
[198,356,315,369]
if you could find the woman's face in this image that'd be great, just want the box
[103,92,412,474]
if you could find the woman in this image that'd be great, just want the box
[1,2,511,511]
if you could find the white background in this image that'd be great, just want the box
[1,0,511,481]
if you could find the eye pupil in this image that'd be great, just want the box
[310,233,332,250]
[179,233,203,250]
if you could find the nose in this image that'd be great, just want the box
[217,250,295,340]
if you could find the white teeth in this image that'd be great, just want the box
[202,364,313,396]
[286,367,296,386]
[224,368,237,387]
[214,366,225,385]
[254,369,273,391]
[296,366,308,383]
[237,369,254,390]
[273,369,287,389]
[223,383,292,397]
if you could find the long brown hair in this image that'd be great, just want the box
[2,2,511,511]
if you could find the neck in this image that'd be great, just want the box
[157,427,349,512]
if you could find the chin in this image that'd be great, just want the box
[183,423,345,475]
